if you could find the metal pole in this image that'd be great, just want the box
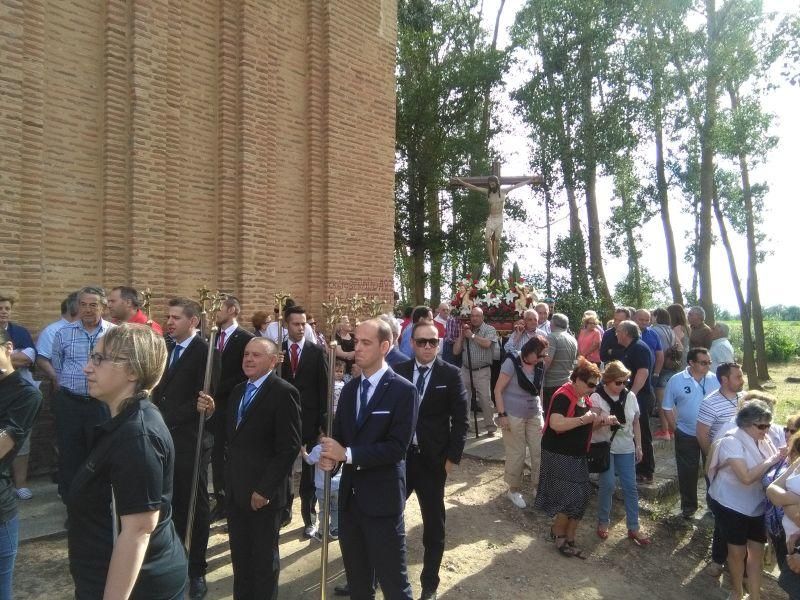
[319,341,338,599]
[465,337,480,438]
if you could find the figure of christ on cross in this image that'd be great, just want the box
[451,163,542,274]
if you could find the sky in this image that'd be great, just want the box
[477,0,799,311]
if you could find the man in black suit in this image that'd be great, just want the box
[197,337,301,600]
[211,295,254,520]
[395,321,469,600]
[320,318,418,600]
[278,303,328,538]
[152,297,220,599]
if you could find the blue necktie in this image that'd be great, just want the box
[170,345,183,369]
[416,366,429,397]
[237,382,258,427]
[357,378,372,426]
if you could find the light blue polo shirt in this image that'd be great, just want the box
[662,368,720,436]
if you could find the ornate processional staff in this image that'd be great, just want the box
[185,290,225,551]
[273,290,292,377]
[318,339,338,599]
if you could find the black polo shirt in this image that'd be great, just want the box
[542,391,593,457]
[67,395,187,599]
[622,339,654,396]
[0,371,42,523]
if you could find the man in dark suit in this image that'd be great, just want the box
[395,321,469,600]
[210,295,254,520]
[278,303,328,537]
[152,297,220,599]
[197,337,301,600]
[320,318,418,600]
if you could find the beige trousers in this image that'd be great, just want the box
[461,366,496,433]
[502,414,544,489]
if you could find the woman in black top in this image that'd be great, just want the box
[68,323,187,599]
[535,358,617,559]
[334,316,356,376]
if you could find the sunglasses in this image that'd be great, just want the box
[608,380,626,386]
[753,423,772,430]
[414,338,440,348]
[584,380,598,389]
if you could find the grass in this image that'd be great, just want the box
[762,360,800,422]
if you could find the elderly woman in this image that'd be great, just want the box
[577,314,602,367]
[535,358,616,558]
[591,361,650,545]
[494,335,549,509]
[68,324,186,599]
[707,400,784,600]
[765,415,800,599]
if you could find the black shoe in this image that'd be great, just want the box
[189,575,208,599]
[334,582,350,596]
[419,590,438,600]
[280,510,292,529]
[209,497,227,523]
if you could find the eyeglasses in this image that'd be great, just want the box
[414,338,440,348]
[584,380,599,389]
[752,423,772,430]
[88,353,124,367]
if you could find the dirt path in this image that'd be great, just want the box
[15,457,785,599]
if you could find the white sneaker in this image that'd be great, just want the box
[507,491,526,509]
[303,525,318,539]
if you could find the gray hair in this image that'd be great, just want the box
[716,322,730,337]
[523,309,537,320]
[79,285,108,306]
[618,320,640,341]
[378,313,400,340]
[735,399,772,429]
[64,291,80,317]
[689,305,706,320]
[551,313,569,330]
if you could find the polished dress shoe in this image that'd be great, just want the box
[333,582,350,596]
[189,575,208,599]
[419,589,438,600]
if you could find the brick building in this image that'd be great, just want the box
[1,1,397,473]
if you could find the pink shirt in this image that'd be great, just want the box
[577,327,602,362]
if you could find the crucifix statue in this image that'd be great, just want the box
[450,160,543,276]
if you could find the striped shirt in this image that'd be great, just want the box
[697,389,742,442]
[460,322,498,369]
[51,319,115,395]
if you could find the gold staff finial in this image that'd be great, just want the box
[142,287,153,320]
[368,296,385,318]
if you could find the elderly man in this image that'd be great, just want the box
[505,309,539,354]
[534,302,551,335]
[541,313,577,413]
[453,307,499,436]
[379,314,411,367]
[688,306,713,350]
[634,309,664,381]
[35,292,79,388]
[106,286,163,334]
[600,307,631,364]
[661,348,719,519]
[50,286,115,500]
[709,322,735,372]
[616,320,656,484]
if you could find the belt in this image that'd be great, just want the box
[60,387,93,403]
[463,364,490,371]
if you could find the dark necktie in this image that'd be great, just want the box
[170,345,183,369]
[217,330,226,352]
[291,343,299,375]
[357,378,372,426]
[416,366,429,397]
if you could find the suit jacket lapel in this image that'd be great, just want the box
[231,375,272,436]
[159,335,199,388]
[356,369,393,432]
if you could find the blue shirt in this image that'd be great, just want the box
[51,319,115,395]
[640,327,662,363]
[36,318,70,360]
[662,367,720,436]
[386,346,410,367]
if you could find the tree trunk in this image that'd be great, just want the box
[727,87,770,382]
[698,0,719,325]
[544,182,554,297]
[712,190,759,387]
[651,55,683,304]
[428,187,442,307]
[625,223,643,308]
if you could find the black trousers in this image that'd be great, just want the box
[339,494,413,600]
[53,388,109,500]
[281,441,317,528]
[634,390,655,478]
[228,503,281,600]
[406,452,447,593]
[172,446,211,577]
[211,416,226,498]
[674,429,701,514]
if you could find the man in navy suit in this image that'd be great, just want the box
[394,321,468,600]
[320,318,418,600]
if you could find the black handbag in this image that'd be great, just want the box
[587,429,619,474]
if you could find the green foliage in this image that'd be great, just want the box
[612,269,670,310]
[524,272,603,332]
[764,324,800,362]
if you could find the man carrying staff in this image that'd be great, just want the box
[152,298,220,600]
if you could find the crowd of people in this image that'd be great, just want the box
[1,287,799,598]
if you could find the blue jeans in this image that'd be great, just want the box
[315,487,339,533]
[597,452,639,531]
[0,515,19,600]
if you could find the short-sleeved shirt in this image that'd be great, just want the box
[621,339,654,396]
[697,389,742,445]
[577,327,602,363]
[5,323,36,384]
[52,319,115,395]
[36,317,70,360]
[600,328,625,364]
[0,372,42,523]
[709,338,735,372]
[542,391,593,456]
[640,327,662,362]
[591,389,640,454]
[67,396,187,599]
[460,322,498,370]
[661,368,720,436]
[543,329,577,387]
[499,356,543,419]
[709,432,769,516]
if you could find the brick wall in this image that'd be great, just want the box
[0,0,397,474]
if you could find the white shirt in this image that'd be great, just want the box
[345,362,390,464]
[709,431,773,516]
[170,331,197,364]
[265,321,316,345]
[709,338,735,372]
[287,336,306,362]
[590,389,640,454]
[537,321,551,336]
[219,321,239,350]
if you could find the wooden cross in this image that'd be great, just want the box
[448,159,544,189]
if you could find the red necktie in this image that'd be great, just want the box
[217,330,226,351]
[291,343,299,375]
